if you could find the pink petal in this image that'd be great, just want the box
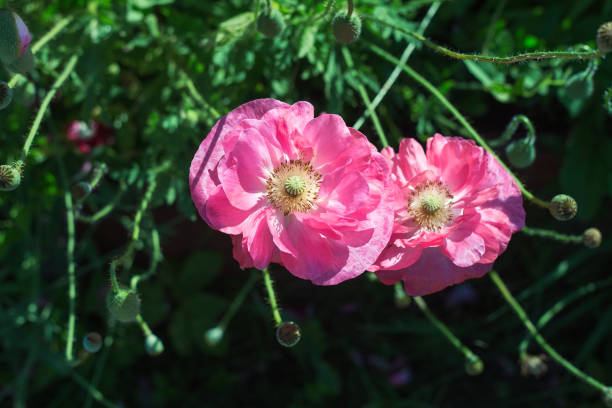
[397,138,428,183]
[231,234,254,269]
[441,228,486,267]
[205,185,258,234]
[372,244,422,272]
[301,114,352,171]
[245,211,275,269]
[14,13,31,56]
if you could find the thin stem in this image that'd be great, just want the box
[488,115,536,148]
[219,272,260,330]
[77,181,127,223]
[369,44,550,209]
[131,228,163,289]
[8,15,74,88]
[413,296,481,365]
[341,47,389,147]
[489,270,608,392]
[64,189,77,362]
[136,314,153,337]
[346,0,354,19]
[521,226,582,244]
[74,163,108,208]
[353,1,440,130]
[262,268,282,326]
[19,55,79,164]
[366,16,604,64]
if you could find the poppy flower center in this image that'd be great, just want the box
[266,159,322,215]
[408,180,454,231]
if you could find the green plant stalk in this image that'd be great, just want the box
[341,47,389,147]
[136,314,153,337]
[521,226,582,244]
[490,270,608,392]
[64,189,77,362]
[219,272,260,330]
[131,228,163,289]
[75,163,108,207]
[17,55,79,166]
[369,44,549,209]
[519,277,612,355]
[262,268,282,325]
[366,16,604,64]
[182,69,220,119]
[8,15,74,88]
[77,181,127,223]
[353,1,440,130]
[413,296,481,365]
[346,0,354,19]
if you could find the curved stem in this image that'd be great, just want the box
[219,272,259,330]
[521,226,582,244]
[262,268,282,326]
[131,227,163,289]
[490,270,608,392]
[413,296,481,365]
[346,0,354,19]
[368,44,550,209]
[366,16,604,64]
[135,314,153,337]
[77,181,127,223]
[488,115,536,148]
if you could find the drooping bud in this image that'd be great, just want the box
[465,355,484,376]
[145,334,164,356]
[519,354,548,377]
[72,181,92,201]
[597,22,612,53]
[106,286,141,323]
[0,9,32,66]
[583,228,602,249]
[505,138,536,168]
[275,321,301,347]
[82,332,103,353]
[204,326,224,347]
[564,71,594,100]
[0,164,21,191]
[548,194,577,221]
[257,9,285,38]
[0,81,12,110]
[331,11,362,44]
[6,47,34,76]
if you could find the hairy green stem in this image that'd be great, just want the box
[64,189,77,362]
[77,181,127,223]
[262,268,282,326]
[369,44,549,208]
[366,16,604,64]
[521,226,582,244]
[131,228,163,289]
[354,1,440,130]
[490,270,608,392]
[413,296,482,366]
[219,273,259,330]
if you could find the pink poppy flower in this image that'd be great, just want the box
[66,120,114,154]
[369,134,525,296]
[189,99,394,285]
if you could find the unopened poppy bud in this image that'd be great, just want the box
[106,287,141,323]
[257,9,285,38]
[548,194,577,221]
[204,326,224,347]
[145,334,164,356]
[332,11,362,44]
[6,47,34,76]
[0,164,21,191]
[465,355,483,376]
[83,332,103,353]
[72,181,91,201]
[564,71,594,100]
[0,9,32,66]
[583,228,602,248]
[520,354,548,377]
[0,81,12,110]
[597,22,612,53]
[505,138,536,169]
[275,321,301,347]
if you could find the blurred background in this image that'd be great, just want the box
[1,0,611,406]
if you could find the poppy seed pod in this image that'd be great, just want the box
[0,164,21,191]
[583,228,602,249]
[548,194,578,221]
[257,9,285,38]
[597,22,612,53]
[0,9,32,66]
[332,11,362,44]
[276,321,301,347]
[0,81,12,110]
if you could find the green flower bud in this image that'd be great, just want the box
[0,164,21,191]
[465,355,483,376]
[204,326,224,347]
[275,321,301,347]
[145,334,164,356]
[548,194,577,221]
[0,81,12,110]
[505,138,536,169]
[82,332,103,353]
[597,22,612,53]
[0,9,32,66]
[106,287,141,323]
[519,354,548,377]
[564,71,594,100]
[257,9,285,38]
[332,11,362,44]
[6,47,34,76]
[583,228,602,249]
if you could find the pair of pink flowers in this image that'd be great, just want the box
[189,99,525,295]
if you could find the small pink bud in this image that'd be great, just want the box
[13,13,31,57]
[0,9,32,65]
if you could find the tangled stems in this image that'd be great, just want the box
[17,55,80,170]
[413,296,482,370]
[521,226,582,244]
[366,16,604,64]
[369,44,550,209]
[353,1,440,130]
[490,271,608,392]
[341,47,389,147]
[262,268,282,326]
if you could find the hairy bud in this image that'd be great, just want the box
[276,321,301,347]
[597,22,612,53]
[548,194,577,221]
[505,138,536,169]
[583,228,602,249]
[0,164,21,191]
[332,11,362,44]
[0,9,32,66]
